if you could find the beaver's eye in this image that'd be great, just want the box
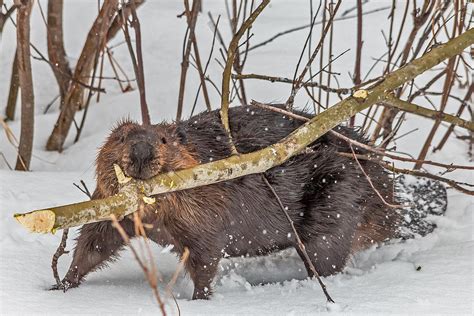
[161,137,167,144]
[120,136,126,143]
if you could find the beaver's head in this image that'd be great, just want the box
[96,121,197,195]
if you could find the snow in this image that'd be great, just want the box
[1,1,473,315]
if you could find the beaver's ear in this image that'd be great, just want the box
[175,125,187,144]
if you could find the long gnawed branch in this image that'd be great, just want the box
[13,28,474,233]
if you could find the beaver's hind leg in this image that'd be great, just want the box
[295,231,353,277]
[52,219,136,291]
[186,248,222,300]
[296,185,364,277]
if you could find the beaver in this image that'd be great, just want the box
[55,105,402,299]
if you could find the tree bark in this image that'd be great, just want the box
[14,0,34,171]
[47,0,71,101]
[14,27,474,233]
[46,0,118,152]
[5,49,20,121]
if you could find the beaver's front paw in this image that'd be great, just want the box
[49,280,78,293]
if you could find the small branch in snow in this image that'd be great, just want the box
[166,246,189,314]
[110,211,167,315]
[52,180,91,290]
[51,228,69,288]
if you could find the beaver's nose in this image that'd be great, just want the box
[130,141,154,165]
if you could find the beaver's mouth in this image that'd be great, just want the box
[125,163,160,180]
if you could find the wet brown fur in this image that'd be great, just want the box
[58,105,401,299]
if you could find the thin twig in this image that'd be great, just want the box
[43,94,61,114]
[130,0,150,125]
[228,0,250,106]
[52,180,92,288]
[350,0,363,126]
[383,94,474,131]
[110,213,167,314]
[246,6,390,52]
[73,180,92,198]
[434,84,473,152]
[221,0,270,155]
[51,229,69,287]
[106,47,134,92]
[306,0,321,113]
[415,45,460,168]
[0,116,27,170]
[190,15,221,117]
[0,152,13,170]
[176,0,202,121]
[349,144,401,208]
[233,73,351,94]
[165,247,190,298]
[122,1,151,125]
[383,163,474,196]
[285,0,341,109]
[96,49,106,102]
[74,20,104,143]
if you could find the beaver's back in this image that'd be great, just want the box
[180,105,333,160]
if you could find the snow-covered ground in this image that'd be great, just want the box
[0,1,472,315]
